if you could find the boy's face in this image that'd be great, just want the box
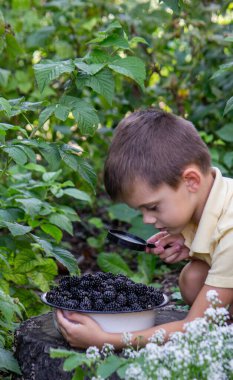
[123,178,197,235]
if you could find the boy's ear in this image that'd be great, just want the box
[181,167,201,192]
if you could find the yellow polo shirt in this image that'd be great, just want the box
[181,167,233,288]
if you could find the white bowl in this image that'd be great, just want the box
[41,293,169,333]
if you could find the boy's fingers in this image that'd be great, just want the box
[159,245,181,260]
[147,231,168,243]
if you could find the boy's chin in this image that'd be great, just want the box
[164,227,183,235]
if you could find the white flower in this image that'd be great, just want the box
[149,328,166,344]
[86,346,100,360]
[228,358,233,371]
[91,377,104,380]
[122,331,133,345]
[206,289,220,305]
[123,347,139,359]
[125,363,145,380]
[101,343,114,357]
[156,366,171,379]
[204,306,229,325]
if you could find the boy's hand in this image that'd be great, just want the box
[56,310,109,349]
[146,232,190,264]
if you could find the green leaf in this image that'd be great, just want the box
[63,188,91,202]
[0,69,10,87]
[25,163,46,173]
[42,170,62,182]
[59,95,99,135]
[54,104,70,121]
[3,146,28,165]
[77,69,115,104]
[50,348,81,359]
[224,96,233,116]
[38,105,56,127]
[41,224,63,243]
[97,252,133,276]
[137,252,156,284]
[76,156,96,190]
[0,97,12,117]
[14,250,39,273]
[52,247,79,274]
[160,0,181,12]
[63,354,88,371]
[38,142,61,170]
[109,57,146,89]
[4,222,32,236]
[97,356,126,379]
[74,61,105,75]
[216,123,233,142]
[5,33,24,57]
[108,203,140,223]
[34,59,75,92]
[49,213,73,235]
[30,234,53,255]
[26,26,55,48]
[29,259,58,291]
[129,36,149,47]
[98,34,130,49]
[0,348,21,374]
[72,367,85,380]
[60,151,78,171]
[15,198,43,216]
[18,145,37,163]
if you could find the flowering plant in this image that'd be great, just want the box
[50,290,233,380]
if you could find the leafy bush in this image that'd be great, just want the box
[0,290,23,375]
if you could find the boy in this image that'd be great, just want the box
[56,108,233,349]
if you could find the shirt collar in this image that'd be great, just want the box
[182,167,227,254]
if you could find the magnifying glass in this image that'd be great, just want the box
[107,229,159,251]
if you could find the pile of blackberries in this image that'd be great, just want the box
[45,272,164,312]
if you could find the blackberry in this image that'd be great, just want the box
[78,291,89,300]
[104,285,116,294]
[116,293,127,307]
[94,299,105,311]
[114,279,126,291]
[134,283,148,295]
[122,306,131,312]
[58,276,70,288]
[106,278,115,286]
[127,293,138,304]
[90,290,102,300]
[131,303,142,311]
[104,302,119,311]
[65,300,79,309]
[70,276,81,287]
[80,279,92,289]
[103,290,116,302]
[79,299,92,310]
[150,291,164,306]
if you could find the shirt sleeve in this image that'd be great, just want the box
[205,228,233,288]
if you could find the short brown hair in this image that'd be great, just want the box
[104,108,211,201]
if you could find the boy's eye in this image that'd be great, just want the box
[147,205,158,212]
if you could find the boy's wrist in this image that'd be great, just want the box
[100,332,124,350]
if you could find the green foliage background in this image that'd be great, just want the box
[0,0,232,376]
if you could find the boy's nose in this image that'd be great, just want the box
[143,213,156,225]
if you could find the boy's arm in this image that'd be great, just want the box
[56,284,233,350]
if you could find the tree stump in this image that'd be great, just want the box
[14,307,187,380]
